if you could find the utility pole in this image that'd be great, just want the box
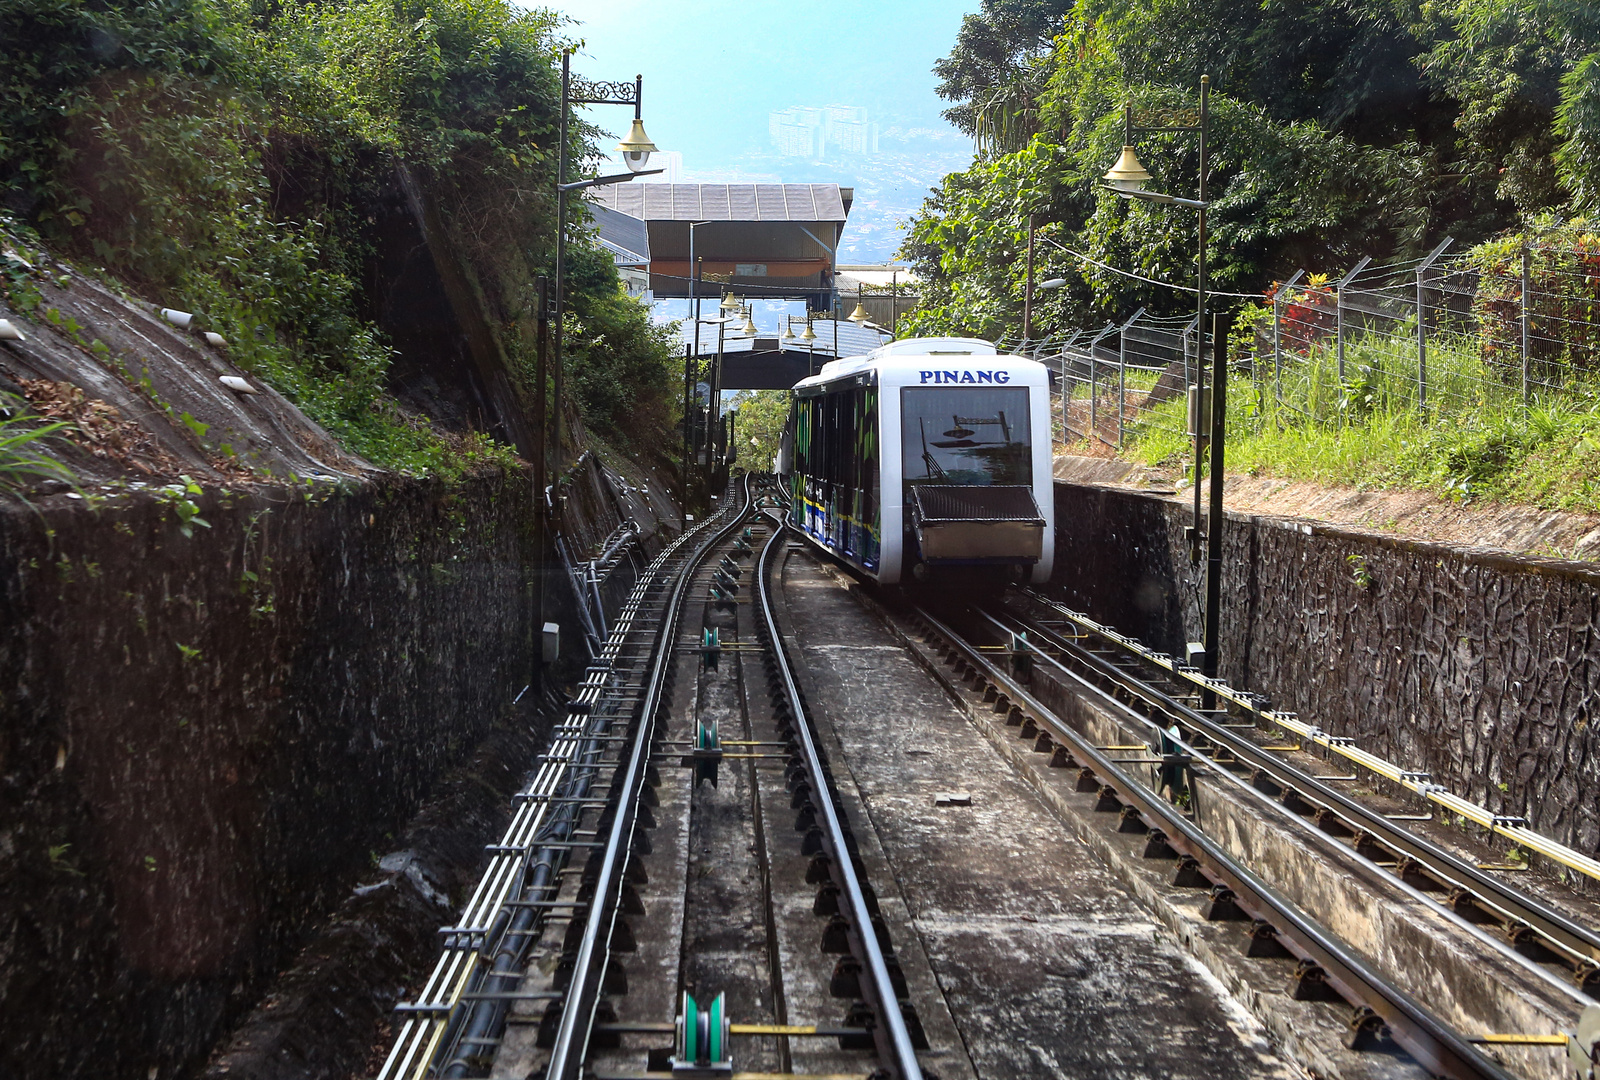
[533,274,550,686]
[1023,213,1036,341]
[1202,312,1231,706]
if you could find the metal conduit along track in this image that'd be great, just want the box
[904,603,1519,1080]
[374,478,753,1080]
[994,590,1600,1000]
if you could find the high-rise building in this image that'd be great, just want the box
[769,105,877,159]
[823,105,878,156]
[769,107,822,158]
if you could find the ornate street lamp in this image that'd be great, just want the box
[1101,74,1227,698]
[550,54,662,494]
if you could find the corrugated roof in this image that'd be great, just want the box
[588,203,649,265]
[591,183,847,222]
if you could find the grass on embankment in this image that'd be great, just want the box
[1120,331,1600,517]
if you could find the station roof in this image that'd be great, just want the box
[591,184,848,222]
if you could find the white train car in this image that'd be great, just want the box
[778,337,1055,585]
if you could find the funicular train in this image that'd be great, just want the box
[777,337,1055,585]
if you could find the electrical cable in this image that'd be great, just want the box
[1041,236,1263,298]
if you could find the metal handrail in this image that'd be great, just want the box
[377,487,739,1080]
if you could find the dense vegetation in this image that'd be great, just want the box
[907,0,1600,338]
[0,0,677,474]
[909,0,1600,519]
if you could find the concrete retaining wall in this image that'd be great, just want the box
[1051,480,1600,863]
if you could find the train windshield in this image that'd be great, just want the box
[901,386,1032,490]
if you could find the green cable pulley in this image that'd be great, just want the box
[672,991,730,1075]
[691,715,722,788]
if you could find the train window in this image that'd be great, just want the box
[901,387,1031,495]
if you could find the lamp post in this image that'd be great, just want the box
[789,313,819,377]
[689,311,749,501]
[1023,212,1037,341]
[1036,276,1068,357]
[540,64,658,1073]
[551,51,660,486]
[1102,75,1226,694]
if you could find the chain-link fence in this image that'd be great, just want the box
[998,234,1600,458]
[998,315,1214,453]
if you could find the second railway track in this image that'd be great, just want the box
[877,585,1597,1080]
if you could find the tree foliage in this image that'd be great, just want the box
[0,0,676,470]
[910,0,1600,339]
[727,390,791,474]
[933,0,1073,151]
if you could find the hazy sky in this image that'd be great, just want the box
[533,0,979,169]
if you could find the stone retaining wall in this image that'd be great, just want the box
[0,453,676,1080]
[1051,481,1600,863]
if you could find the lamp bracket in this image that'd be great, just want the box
[559,168,663,192]
[1105,185,1208,209]
[568,77,639,106]
[1128,107,1202,130]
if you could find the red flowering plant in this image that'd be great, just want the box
[1470,222,1600,385]
[1267,273,1336,355]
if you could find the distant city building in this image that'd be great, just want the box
[823,105,878,155]
[769,109,818,158]
[769,105,878,159]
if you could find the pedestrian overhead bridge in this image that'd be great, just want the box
[682,317,889,390]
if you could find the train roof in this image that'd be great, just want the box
[792,337,1048,393]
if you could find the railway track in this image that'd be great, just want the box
[883,587,1600,1080]
[375,475,928,1080]
[1001,589,1600,993]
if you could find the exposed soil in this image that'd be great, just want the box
[1055,453,1600,562]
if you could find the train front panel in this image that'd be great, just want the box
[783,340,1053,586]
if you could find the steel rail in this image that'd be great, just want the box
[975,607,1594,1020]
[996,597,1600,983]
[377,488,740,1080]
[1013,591,1600,971]
[1019,590,1600,885]
[913,604,1517,1080]
[755,514,925,1080]
[543,475,761,1080]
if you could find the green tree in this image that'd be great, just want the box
[1,0,679,471]
[1556,53,1600,211]
[905,0,1600,340]
[1415,0,1600,216]
[933,0,1074,152]
[727,390,791,473]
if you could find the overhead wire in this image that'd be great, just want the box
[1041,236,1264,299]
